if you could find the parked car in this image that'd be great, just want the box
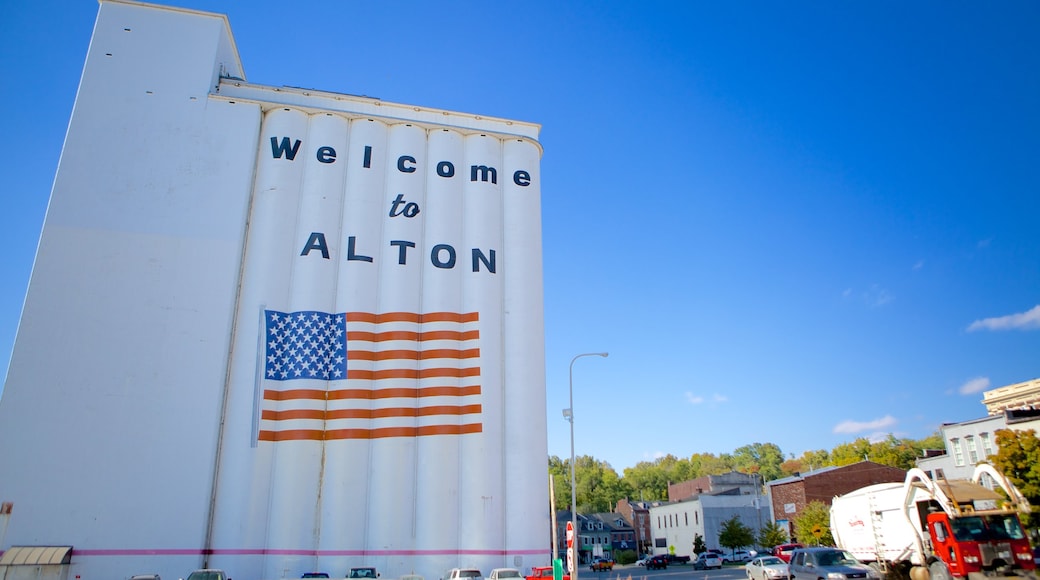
[666,554,690,565]
[349,569,379,579]
[589,559,613,572]
[745,556,789,580]
[646,555,669,570]
[302,574,330,579]
[635,557,649,567]
[771,543,804,563]
[185,570,229,580]
[725,550,752,563]
[693,552,722,570]
[525,566,568,580]
[488,569,523,580]
[788,548,880,580]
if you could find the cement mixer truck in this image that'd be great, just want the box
[830,463,1036,580]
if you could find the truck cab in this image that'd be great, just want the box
[926,510,1035,578]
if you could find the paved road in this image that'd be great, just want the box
[582,564,747,580]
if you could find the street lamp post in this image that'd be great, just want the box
[564,352,608,580]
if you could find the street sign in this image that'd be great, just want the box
[566,521,574,573]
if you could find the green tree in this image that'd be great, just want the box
[783,449,829,476]
[718,515,755,552]
[830,438,873,466]
[549,455,572,510]
[733,443,785,481]
[793,500,833,546]
[572,455,632,512]
[756,521,789,549]
[623,458,672,501]
[690,452,732,476]
[615,550,637,565]
[693,533,706,555]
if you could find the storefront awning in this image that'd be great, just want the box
[0,546,73,566]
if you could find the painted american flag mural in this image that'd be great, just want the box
[258,309,482,441]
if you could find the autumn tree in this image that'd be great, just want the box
[784,449,829,476]
[733,443,785,481]
[992,429,1040,507]
[793,500,833,546]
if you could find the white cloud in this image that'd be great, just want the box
[864,284,894,307]
[685,392,704,405]
[967,305,1040,332]
[833,415,897,434]
[913,260,924,271]
[713,393,728,403]
[959,376,990,395]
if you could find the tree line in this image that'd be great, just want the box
[548,433,952,513]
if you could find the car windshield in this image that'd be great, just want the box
[815,551,857,567]
[498,572,521,578]
[459,572,481,578]
[188,573,223,580]
[760,558,783,566]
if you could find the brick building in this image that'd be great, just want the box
[615,498,656,555]
[668,471,757,501]
[767,461,905,539]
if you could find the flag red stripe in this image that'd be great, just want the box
[347,367,480,380]
[258,423,483,441]
[347,330,479,342]
[347,348,480,361]
[261,404,482,421]
[264,386,482,401]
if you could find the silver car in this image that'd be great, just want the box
[788,548,879,580]
[745,556,789,580]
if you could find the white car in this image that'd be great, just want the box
[487,569,522,580]
[745,556,790,580]
[726,550,753,563]
[635,557,649,567]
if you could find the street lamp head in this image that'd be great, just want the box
[562,408,573,421]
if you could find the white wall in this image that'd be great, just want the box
[0,2,547,580]
[0,3,253,579]
[648,495,770,557]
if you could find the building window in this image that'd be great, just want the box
[966,436,979,464]
[952,438,964,466]
[980,432,994,458]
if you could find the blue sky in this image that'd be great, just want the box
[2,1,1038,471]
